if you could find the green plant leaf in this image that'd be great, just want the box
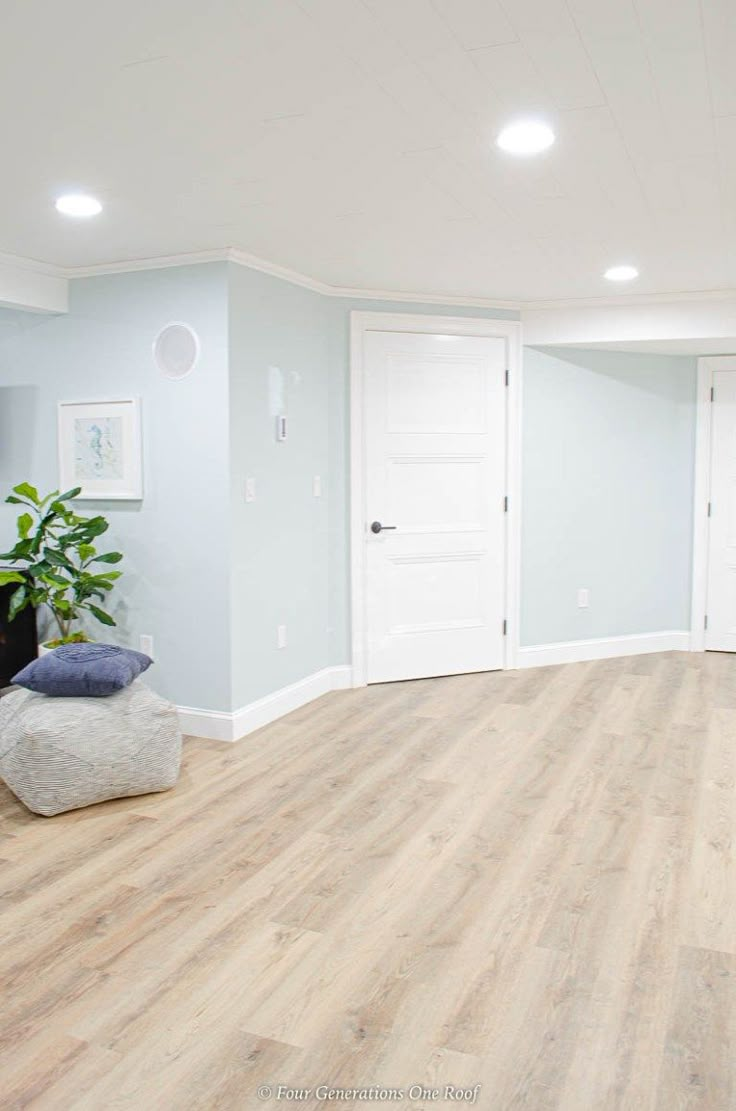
[0,541,30,561]
[8,584,27,620]
[40,572,70,588]
[43,548,74,569]
[17,512,33,539]
[80,517,109,538]
[28,559,50,575]
[87,603,116,627]
[0,571,26,587]
[12,482,40,504]
[3,485,122,631]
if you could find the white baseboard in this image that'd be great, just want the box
[177,665,353,742]
[517,630,692,669]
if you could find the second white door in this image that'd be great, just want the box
[706,364,736,651]
[363,329,507,684]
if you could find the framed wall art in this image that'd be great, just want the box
[57,398,142,500]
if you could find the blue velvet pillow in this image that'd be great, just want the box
[12,643,152,697]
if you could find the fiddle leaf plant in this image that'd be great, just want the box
[0,483,123,645]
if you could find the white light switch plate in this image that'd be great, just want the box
[577,588,589,608]
[245,477,256,503]
[140,634,154,657]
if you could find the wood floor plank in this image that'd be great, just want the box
[0,651,734,1110]
[655,945,736,1110]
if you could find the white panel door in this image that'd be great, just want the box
[706,369,736,651]
[364,330,507,683]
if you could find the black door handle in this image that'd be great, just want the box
[370,521,397,534]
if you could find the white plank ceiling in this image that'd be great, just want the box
[0,0,734,301]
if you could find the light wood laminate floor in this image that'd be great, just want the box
[1,651,735,1110]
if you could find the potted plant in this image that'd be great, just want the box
[0,483,123,651]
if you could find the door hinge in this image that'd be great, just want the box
[504,495,508,512]
[705,614,709,630]
[505,368,509,386]
[503,619,507,636]
[711,386,715,402]
[708,501,712,517]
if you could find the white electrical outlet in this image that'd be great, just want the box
[245,477,256,503]
[577,588,589,608]
[140,634,154,658]
[313,475,322,498]
[277,624,287,649]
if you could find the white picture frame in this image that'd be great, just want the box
[57,398,143,500]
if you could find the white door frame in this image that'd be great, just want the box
[691,355,736,649]
[350,311,522,686]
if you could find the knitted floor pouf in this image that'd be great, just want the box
[0,680,182,816]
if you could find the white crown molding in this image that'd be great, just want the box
[0,251,69,313]
[59,248,232,280]
[5,243,736,315]
[28,245,519,309]
[526,287,736,310]
[0,249,68,278]
[227,247,330,294]
[327,284,521,309]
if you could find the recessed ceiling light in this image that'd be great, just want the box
[55,193,103,218]
[604,264,639,282]
[496,119,555,155]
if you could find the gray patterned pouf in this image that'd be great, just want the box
[0,680,182,816]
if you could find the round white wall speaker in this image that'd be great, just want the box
[153,322,200,379]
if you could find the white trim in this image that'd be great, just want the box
[8,243,736,311]
[349,311,522,686]
[517,631,691,669]
[177,665,353,742]
[328,286,519,310]
[692,358,715,650]
[0,252,69,314]
[175,705,236,743]
[28,246,521,309]
[690,356,736,649]
[64,248,233,280]
[524,288,736,310]
[70,247,518,308]
[0,249,67,278]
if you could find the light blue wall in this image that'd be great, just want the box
[227,268,520,701]
[0,264,231,710]
[228,264,331,708]
[521,346,697,646]
[0,260,520,715]
[0,259,699,716]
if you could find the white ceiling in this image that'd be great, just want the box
[2,0,736,302]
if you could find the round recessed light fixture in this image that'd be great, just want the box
[604,264,639,282]
[55,193,103,218]
[496,119,555,155]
